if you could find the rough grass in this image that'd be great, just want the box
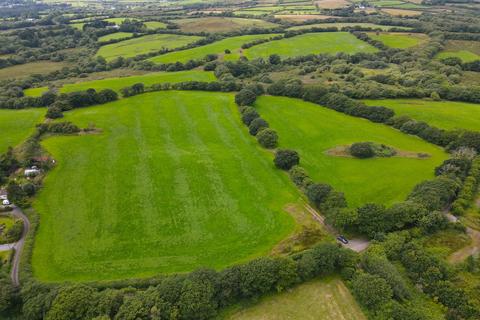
[287,22,411,31]
[225,277,366,320]
[144,21,167,29]
[255,96,447,207]
[31,91,300,282]
[148,34,278,64]
[436,40,480,62]
[363,99,480,131]
[173,17,279,33]
[23,86,49,97]
[95,34,203,61]
[0,61,68,80]
[244,32,378,59]
[0,108,44,154]
[59,70,215,93]
[368,32,427,48]
[381,8,423,16]
[97,32,134,42]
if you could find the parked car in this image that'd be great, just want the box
[2,199,10,206]
[337,235,349,244]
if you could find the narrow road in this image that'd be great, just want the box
[304,204,370,252]
[0,206,30,286]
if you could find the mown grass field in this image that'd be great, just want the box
[368,32,427,48]
[173,17,279,33]
[0,108,44,153]
[31,91,301,282]
[59,70,215,93]
[95,34,203,61]
[244,32,378,59]
[24,86,49,97]
[287,22,411,31]
[148,34,278,64]
[97,32,134,42]
[436,40,480,62]
[0,61,68,80]
[226,277,367,320]
[363,99,480,131]
[255,96,447,207]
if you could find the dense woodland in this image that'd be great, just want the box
[0,0,480,319]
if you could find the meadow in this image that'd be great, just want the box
[23,86,49,97]
[59,70,215,93]
[255,96,447,207]
[173,17,279,33]
[148,34,278,64]
[368,32,427,48]
[31,91,301,282]
[144,21,167,29]
[97,32,134,42]
[0,108,44,154]
[244,32,378,59]
[95,34,203,61]
[226,277,367,320]
[363,99,480,131]
[287,22,411,31]
[0,61,68,80]
[436,40,480,62]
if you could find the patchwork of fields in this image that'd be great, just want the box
[363,99,480,131]
[255,96,447,207]
[173,17,279,33]
[31,91,300,282]
[244,32,378,59]
[59,70,216,93]
[148,34,279,64]
[95,34,203,61]
[0,108,44,154]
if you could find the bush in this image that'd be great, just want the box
[248,117,269,136]
[350,142,375,158]
[352,273,393,309]
[256,128,278,149]
[306,183,332,207]
[235,89,257,106]
[288,166,310,188]
[274,149,299,170]
[46,106,63,119]
[241,107,259,126]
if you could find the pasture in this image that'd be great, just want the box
[144,21,167,29]
[24,86,49,97]
[97,32,134,42]
[287,22,411,31]
[0,61,68,80]
[436,40,480,62]
[0,108,44,154]
[255,96,447,207]
[244,32,378,59]
[226,277,367,320]
[95,34,203,61]
[173,17,279,33]
[363,99,480,131]
[31,91,300,282]
[148,34,278,64]
[381,8,423,16]
[368,32,427,48]
[59,70,215,93]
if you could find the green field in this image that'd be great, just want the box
[31,91,300,282]
[437,50,480,62]
[95,34,203,61]
[363,99,480,131]
[255,96,447,207]
[148,34,278,64]
[70,22,84,30]
[97,32,134,42]
[244,32,378,59]
[0,108,44,154]
[173,17,279,33]
[436,40,480,62]
[368,32,427,49]
[103,17,129,24]
[0,61,68,80]
[226,277,366,320]
[287,22,411,31]
[144,21,167,29]
[24,86,49,97]
[59,70,215,93]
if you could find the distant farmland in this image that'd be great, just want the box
[255,96,447,207]
[95,34,203,61]
[244,32,378,59]
[173,17,279,33]
[32,91,300,282]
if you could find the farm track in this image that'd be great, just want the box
[446,212,480,263]
[0,206,30,286]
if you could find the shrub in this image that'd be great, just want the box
[306,183,332,207]
[248,118,269,136]
[350,142,375,158]
[288,166,310,188]
[46,106,63,119]
[274,149,299,170]
[256,128,278,149]
[352,273,393,309]
[241,107,259,126]
[235,89,257,106]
